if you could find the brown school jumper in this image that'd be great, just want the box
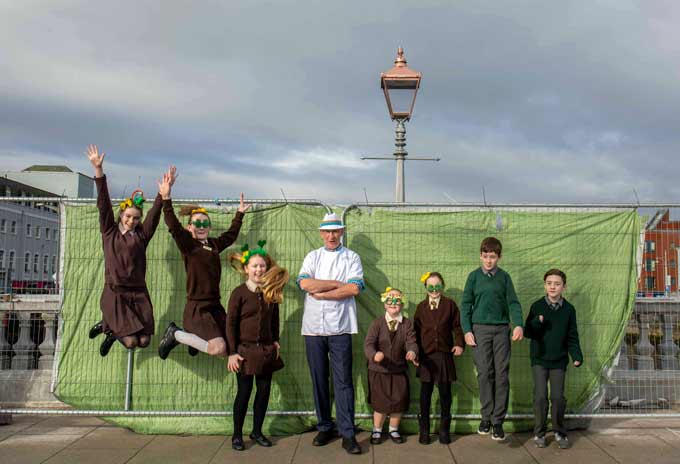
[364,316,418,414]
[162,199,243,342]
[414,295,465,383]
[96,176,162,337]
[226,283,284,376]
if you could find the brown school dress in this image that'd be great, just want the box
[96,176,162,337]
[163,199,243,341]
[364,316,418,414]
[226,283,284,376]
[414,295,465,383]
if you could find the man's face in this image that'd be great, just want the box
[320,228,343,250]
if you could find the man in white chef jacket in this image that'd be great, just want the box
[297,212,364,455]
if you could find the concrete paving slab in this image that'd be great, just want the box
[587,432,680,464]
[292,431,373,464]
[525,447,617,464]
[38,416,109,427]
[209,434,299,463]
[18,424,98,435]
[0,433,81,464]
[126,435,226,464]
[42,447,139,464]
[655,428,680,449]
[0,415,46,433]
[373,435,454,464]
[449,433,534,464]
[514,431,599,449]
[69,427,155,449]
[0,431,16,443]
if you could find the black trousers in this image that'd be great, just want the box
[532,365,566,436]
[471,324,511,424]
[419,382,452,418]
[232,372,272,438]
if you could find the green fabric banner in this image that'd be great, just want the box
[55,204,640,434]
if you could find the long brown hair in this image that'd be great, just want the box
[229,251,289,304]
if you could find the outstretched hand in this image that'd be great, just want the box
[464,332,476,347]
[86,144,105,176]
[238,192,252,213]
[511,326,524,342]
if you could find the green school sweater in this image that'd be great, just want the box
[524,297,584,369]
[460,267,523,334]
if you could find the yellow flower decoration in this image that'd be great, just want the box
[419,272,431,283]
[240,250,251,264]
[118,198,132,211]
[191,207,208,215]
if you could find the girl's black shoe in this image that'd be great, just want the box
[232,436,245,451]
[250,432,272,447]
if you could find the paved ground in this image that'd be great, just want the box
[2,416,680,463]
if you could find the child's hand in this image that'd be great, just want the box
[538,315,544,323]
[464,332,476,347]
[451,346,464,356]
[374,351,385,363]
[511,326,524,342]
[238,192,252,213]
[405,351,416,362]
[274,341,281,359]
[227,353,244,373]
[574,360,581,367]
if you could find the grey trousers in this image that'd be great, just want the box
[471,324,510,424]
[532,365,566,436]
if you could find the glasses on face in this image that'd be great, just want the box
[384,297,403,305]
[191,219,211,229]
[426,284,443,292]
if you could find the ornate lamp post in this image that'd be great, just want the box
[362,47,439,202]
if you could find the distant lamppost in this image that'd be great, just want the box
[362,47,439,202]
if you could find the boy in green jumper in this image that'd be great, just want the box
[461,237,523,442]
[524,269,583,449]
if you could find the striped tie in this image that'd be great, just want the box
[388,320,397,332]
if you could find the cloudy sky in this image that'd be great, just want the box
[1,1,679,205]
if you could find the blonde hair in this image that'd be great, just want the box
[230,252,289,304]
[178,204,210,223]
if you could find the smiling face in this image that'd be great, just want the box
[425,275,444,299]
[544,274,565,302]
[245,254,268,285]
[119,207,142,232]
[188,213,211,241]
[383,289,403,317]
[480,251,500,272]
[320,228,343,250]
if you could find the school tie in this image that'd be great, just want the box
[388,320,397,332]
[430,300,437,311]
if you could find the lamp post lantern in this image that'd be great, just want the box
[362,47,439,202]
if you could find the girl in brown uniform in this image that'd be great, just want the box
[226,242,288,451]
[86,144,169,357]
[414,272,465,445]
[364,287,418,445]
[157,169,250,359]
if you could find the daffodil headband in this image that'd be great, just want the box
[119,189,145,212]
[240,240,267,264]
[380,287,407,305]
[419,272,431,283]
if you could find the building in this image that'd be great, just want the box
[0,165,94,198]
[639,209,680,296]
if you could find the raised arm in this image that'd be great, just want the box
[214,193,249,252]
[142,166,175,242]
[160,169,194,254]
[88,145,115,234]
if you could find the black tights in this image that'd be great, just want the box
[233,372,272,438]
[420,382,452,418]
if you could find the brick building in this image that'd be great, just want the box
[639,209,680,296]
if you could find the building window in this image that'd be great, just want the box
[4,186,10,196]
[645,259,656,272]
[672,277,677,287]
[51,255,56,274]
[35,226,41,239]
[26,223,31,237]
[0,219,5,233]
[646,276,656,290]
[671,260,677,269]
[8,251,15,270]
[45,228,50,240]
[33,254,39,273]
[10,221,16,234]
[645,241,656,252]
[0,249,4,268]
[43,255,48,274]
[24,252,30,273]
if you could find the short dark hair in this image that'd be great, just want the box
[423,271,446,288]
[480,237,502,256]
[544,268,566,285]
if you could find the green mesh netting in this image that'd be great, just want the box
[55,204,640,434]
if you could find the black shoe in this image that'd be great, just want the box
[341,436,361,454]
[389,431,404,444]
[158,323,179,360]
[250,432,272,447]
[477,420,491,435]
[418,414,431,444]
[370,431,382,445]
[99,333,116,357]
[312,430,334,446]
[231,436,245,451]
[188,346,199,357]
[491,423,506,441]
[89,321,104,339]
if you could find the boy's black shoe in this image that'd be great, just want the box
[231,436,245,451]
[158,323,179,360]
[341,436,361,454]
[477,420,491,435]
[312,430,334,446]
[188,346,199,357]
[99,333,116,357]
[418,414,431,444]
[555,433,569,449]
[89,321,104,339]
[250,432,272,447]
[491,423,506,441]
[534,435,547,448]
